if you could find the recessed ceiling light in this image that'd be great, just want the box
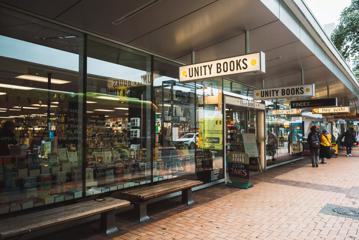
[16,75,70,84]
[31,104,58,108]
[96,96,119,101]
[51,101,59,104]
[94,109,114,112]
[0,92,6,95]
[23,106,40,110]
[114,107,129,110]
[87,101,97,104]
[0,83,33,90]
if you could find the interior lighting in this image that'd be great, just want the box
[0,92,6,95]
[96,96,120,101]
[0,83,33,90]
[31,104,58,108]
[94,109,114,112]
[114,107,129,110]
[87,101,97,104]
[16,75,70,84]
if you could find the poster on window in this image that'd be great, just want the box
[242,133,258,157]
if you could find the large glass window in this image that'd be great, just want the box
[0,8,83,214]
[266,101,304,164]
[153,59,196,181]
[85,37,152,195]
[196,79,224,182]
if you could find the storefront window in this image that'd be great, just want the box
[153,59,196,181]
[196,79,224,182]
[0,8,83,214]
[85,36,152,194]
[266,102,303,164]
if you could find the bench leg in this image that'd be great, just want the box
[101,210,119,235]
[182,189,194,205]
[137,202,150,223]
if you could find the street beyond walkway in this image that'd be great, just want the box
[40,151,359,240]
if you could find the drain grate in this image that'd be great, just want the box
[320,204,359,220]
[332,207,359,217]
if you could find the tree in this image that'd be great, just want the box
[331,0,359,78]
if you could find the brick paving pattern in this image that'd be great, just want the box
[39,150,359,240]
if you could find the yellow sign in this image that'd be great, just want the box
[312,106,350,114]
[270,109,302,115]
[179,52,265,82]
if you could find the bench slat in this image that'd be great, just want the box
[121,180,202,201]
[0,197,130,238]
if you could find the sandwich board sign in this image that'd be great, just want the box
[253,84,315,100]
[179,52,265,82]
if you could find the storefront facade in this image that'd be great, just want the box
[1,0,359,219]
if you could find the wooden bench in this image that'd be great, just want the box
[0,197,130,239]
[119,179,202,222]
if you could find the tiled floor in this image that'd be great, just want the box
[40,150,359,240]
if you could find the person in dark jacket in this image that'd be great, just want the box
[307,126,320,167]
[0,121,17,156]
[343,127,356,157]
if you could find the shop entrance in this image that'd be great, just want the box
[224,96,265,187]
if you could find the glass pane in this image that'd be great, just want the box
[0,8,83,214]
[153,59,196,182]
[86,36,151,195]
[266,101,303,163]
[196,79,224,183]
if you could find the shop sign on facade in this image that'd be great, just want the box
[312,106,350,114]
[254,84,315,100]
[290,98,337,108]
[270,109,302,115]
[225,95,265,110]
[179,52,265,82]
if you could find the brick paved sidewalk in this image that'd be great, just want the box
[39,150,359,240]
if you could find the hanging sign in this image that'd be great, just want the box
[290,98,337,108]
[254,84,315,100]
[225,95,265,110]
[270,109,302,115]
[312,106,350,114]
[179,52,265,82]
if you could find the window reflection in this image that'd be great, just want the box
[85,37,152,194]
[0,7,82,214]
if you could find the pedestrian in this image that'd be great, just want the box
[319,129,332,164]
[267,131,278,161]
[307,126,320,167]
[343,127,356,157]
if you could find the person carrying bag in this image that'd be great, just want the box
[319,129,332,164]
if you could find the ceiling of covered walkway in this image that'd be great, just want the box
[0,0,357,105]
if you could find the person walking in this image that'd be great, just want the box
[343,127,356,157]
[319,129,332,164]
[267,131,278,161]
[307,126,320,167]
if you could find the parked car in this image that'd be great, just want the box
[173,133,198,149]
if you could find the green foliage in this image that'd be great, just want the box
[331,0,359,78]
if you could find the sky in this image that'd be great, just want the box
[305,0,351,25]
